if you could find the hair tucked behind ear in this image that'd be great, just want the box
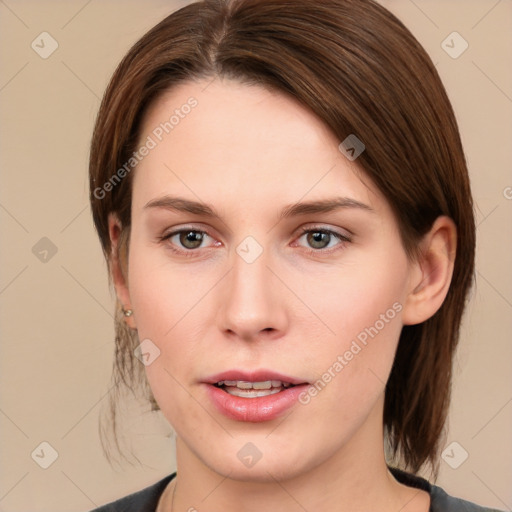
[90,0,475,476]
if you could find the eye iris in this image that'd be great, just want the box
[307,231,330,249]
[180,231,203,249]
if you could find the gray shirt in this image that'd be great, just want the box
[90,467,504,511]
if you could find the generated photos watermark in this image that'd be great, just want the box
[298,301,403,405]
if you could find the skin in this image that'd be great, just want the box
[109,78,456,512]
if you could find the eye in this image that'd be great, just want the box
[159,228,217,255]
[295,226,351,253]
[158,225,351,257]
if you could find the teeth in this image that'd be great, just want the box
[252,381,272,389]
[237,381,256,389]
[216,380,292,390]
[225,387,282,398]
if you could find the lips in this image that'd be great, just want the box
[203,370,309,422]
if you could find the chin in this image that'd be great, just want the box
[205,455,307,483]
[185,433,329,484]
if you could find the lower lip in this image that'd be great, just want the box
[205,384,308,422]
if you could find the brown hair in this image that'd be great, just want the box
[89,0,475,476]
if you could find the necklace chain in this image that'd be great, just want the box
[170,478,177,512]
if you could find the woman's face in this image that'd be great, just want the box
[120,78,420,480]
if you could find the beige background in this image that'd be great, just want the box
[0,1,511,511]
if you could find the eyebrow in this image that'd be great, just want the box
[143,195,374,220]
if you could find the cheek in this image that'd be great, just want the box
[126,238,217,411]
[128,259,202,424]
[295,250,409,408]
[300,250,409,350]
[127,239,200,340]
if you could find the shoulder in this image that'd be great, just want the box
[430,483,505,512]
[89,473,175,512]
[389,467,504,512]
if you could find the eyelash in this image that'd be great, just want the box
[158,225,352,258]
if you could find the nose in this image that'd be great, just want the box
[217,244,288,343]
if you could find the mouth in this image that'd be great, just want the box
[204,370,309,422]
[214,380,295,398]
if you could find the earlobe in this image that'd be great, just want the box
[402,216,457,326]
[108,214,136,330]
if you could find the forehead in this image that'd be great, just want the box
[132,78,382,213]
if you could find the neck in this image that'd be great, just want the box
[165,399,429,512]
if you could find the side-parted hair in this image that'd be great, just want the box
[89,0,475,476]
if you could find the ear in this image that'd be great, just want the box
[108,213,136,330]
[402,216,457,326]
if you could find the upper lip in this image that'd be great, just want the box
[203,370,308,386]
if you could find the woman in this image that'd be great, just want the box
[88,0,502,510]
